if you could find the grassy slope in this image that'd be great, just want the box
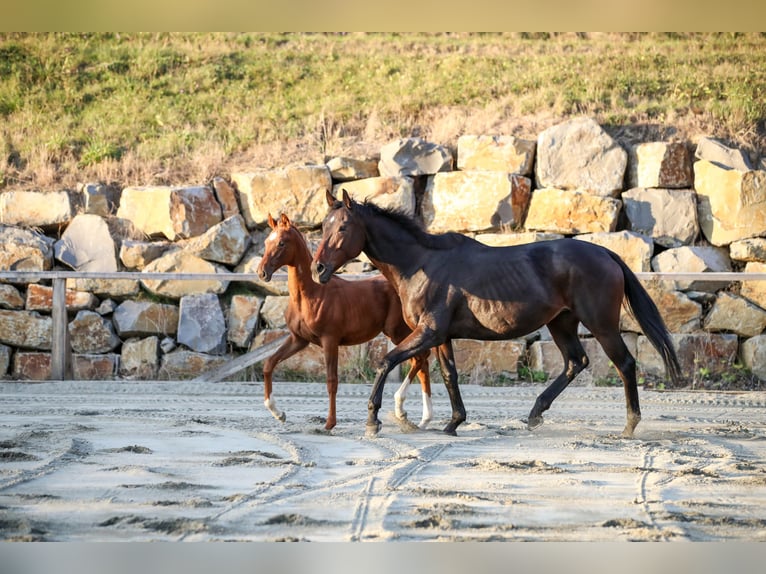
[1,32,765,191]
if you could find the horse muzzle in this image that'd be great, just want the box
[311,261,333,284]
[257,266,272,282]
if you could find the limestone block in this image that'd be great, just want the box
[378,137,453,177]
[0,310,51,350]
[73,354,119,380]
[227,295,263,348]
[423,171,531,233]
[326,156,379,182]
[159,349,229,380]
[334,176,416,217]
[69,310,121,354]
[0,190,73,228]
[535,117,627,197]
[703,292,766,337]
[260,296,288,329]
[12,352,51,380]
[231,164,332,229]
[622,187,699,248]
[112,300,178,338]
[695,136,753,171]
[524,189,621,234]
[181,214,251,266]
[628,142,693,188]
[651,245,732,292]
[741,261,766,310]
[80,183,120,217]
[729,238,766,262]
[0,225,54,273]
[694,159,766,246]
[177,293,227,355]
[119,336,159,379]
[141,251,230,299]
[211,177,241,219]
[575,230,654,272]
[25,284,98,313]
[457,135,536,175]
[117,185,223,241]
[740,335,766,380]
[119,239,172,270]
[54,214,118,272]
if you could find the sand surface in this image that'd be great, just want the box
[2,379,766,542]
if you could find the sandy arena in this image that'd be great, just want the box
[2,379,766,542]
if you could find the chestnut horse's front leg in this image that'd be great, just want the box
[322,338,340,431]
[262,335,309,422]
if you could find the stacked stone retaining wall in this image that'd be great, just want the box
[1,116,766,386]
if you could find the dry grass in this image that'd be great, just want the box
[1,32,764,192]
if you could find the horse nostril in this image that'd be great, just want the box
[315,262,325,275]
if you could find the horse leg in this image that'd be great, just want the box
[368,327,440,436]
[393,353,432,429]
[436,341,466,436]
[414,352,433,429]
[592,331,640,438]
[262,335,310,422]
[322,340,340,431]
[393,362,414,422]
[528,312,588,430]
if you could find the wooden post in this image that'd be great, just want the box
[50,277,71,380]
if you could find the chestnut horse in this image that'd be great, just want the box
[312,190,682,437]
[256,213,432,431]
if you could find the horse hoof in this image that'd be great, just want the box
[365,421,382,437]
[442,425,458,436]
[396,416,419,433]
[278,412,286,423]
[527,415,544,430]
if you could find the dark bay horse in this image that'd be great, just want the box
[311,189,682,437]
[256,213,432,431]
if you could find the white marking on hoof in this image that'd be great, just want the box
[264,396,285,423]
[418,393,433,429]
[394,373,413,420]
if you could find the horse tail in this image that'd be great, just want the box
[607,251,683,386]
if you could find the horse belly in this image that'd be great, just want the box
[451,300,552,340]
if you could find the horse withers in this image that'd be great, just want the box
[312,189,682,438]
[256,213,432,431]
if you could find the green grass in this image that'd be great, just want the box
[1,32,765,191]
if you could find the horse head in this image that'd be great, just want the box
[312,189,366,284]
[258,212,295,282]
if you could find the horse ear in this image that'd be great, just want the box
[341,188,354,210]
[267,213,277,229]
[325,189,337,208]
[279,213,291,227]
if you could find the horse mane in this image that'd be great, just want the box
[354,199,474,251]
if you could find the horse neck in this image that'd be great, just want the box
[284,230,318,299]
[362,210,424,278]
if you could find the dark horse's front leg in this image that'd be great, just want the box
[367,325,439,437]
[436,341,466,436]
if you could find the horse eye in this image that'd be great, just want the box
[278,241,285,247]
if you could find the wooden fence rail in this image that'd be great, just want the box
[2,270,766,381]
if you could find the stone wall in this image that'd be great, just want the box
[1,116,766,386]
